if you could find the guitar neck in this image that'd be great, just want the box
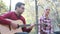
[18,24,40,27]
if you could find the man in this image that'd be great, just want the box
[38,7,53,34]
[0,2,34,33]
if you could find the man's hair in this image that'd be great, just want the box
[15,2,25,10]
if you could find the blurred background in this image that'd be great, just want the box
[0,0,60,34]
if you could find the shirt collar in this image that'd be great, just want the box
[42,14,49,19]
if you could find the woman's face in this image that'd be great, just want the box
[45,9,50,16]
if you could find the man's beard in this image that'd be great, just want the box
[18,12,23,16]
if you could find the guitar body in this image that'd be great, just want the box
[0,20,23,34]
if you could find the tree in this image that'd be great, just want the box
[0,0,8,15]
[24,0,60,34]
[24,0,36,34]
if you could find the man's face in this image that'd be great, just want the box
[17,5,25,14]
[45,9,50,16]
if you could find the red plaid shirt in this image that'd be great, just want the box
[38,16,53,34]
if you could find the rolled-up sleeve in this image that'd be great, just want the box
[0,12,11,25]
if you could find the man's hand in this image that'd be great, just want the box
[10,22,18,29]
[29,23,35,29]
[5,19,18,29]
[5,19,23,29]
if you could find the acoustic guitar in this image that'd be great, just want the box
[0,19,47,34]
[0,19,24,34]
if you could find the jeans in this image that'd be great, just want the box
[54,31,60,34]
[15,32,28,34]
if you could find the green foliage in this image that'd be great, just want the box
[0,0,60,34]
[24,0,60,34]
[0,0,8,15]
